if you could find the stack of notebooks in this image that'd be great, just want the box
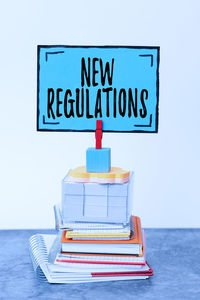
[30,213,153,283]
[29,143,153,283]
[29,185,153,283]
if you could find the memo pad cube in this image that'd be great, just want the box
[61,172,133,224]
[86,148,111,173]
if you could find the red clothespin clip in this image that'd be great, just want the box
[95,120,102,149]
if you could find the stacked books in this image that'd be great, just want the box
[29,162,153,283]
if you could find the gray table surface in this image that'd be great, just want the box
[0,229,199,300]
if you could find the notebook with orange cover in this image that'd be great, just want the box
[61,216,143,255]
[57,231,146,265]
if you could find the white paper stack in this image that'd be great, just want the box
[61,172,133,224]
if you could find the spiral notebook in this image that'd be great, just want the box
[29,234,153,283]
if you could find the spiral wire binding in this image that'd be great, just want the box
[29,234,48,282]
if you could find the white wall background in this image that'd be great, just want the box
[0,0,200,229]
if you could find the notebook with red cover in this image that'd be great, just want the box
[91,262,153,277]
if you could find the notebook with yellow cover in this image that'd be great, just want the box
[65,218,133,239]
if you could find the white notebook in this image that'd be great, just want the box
[61,240,142,255]
[29,234,152,283]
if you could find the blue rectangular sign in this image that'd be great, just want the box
[37,46,159,132]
